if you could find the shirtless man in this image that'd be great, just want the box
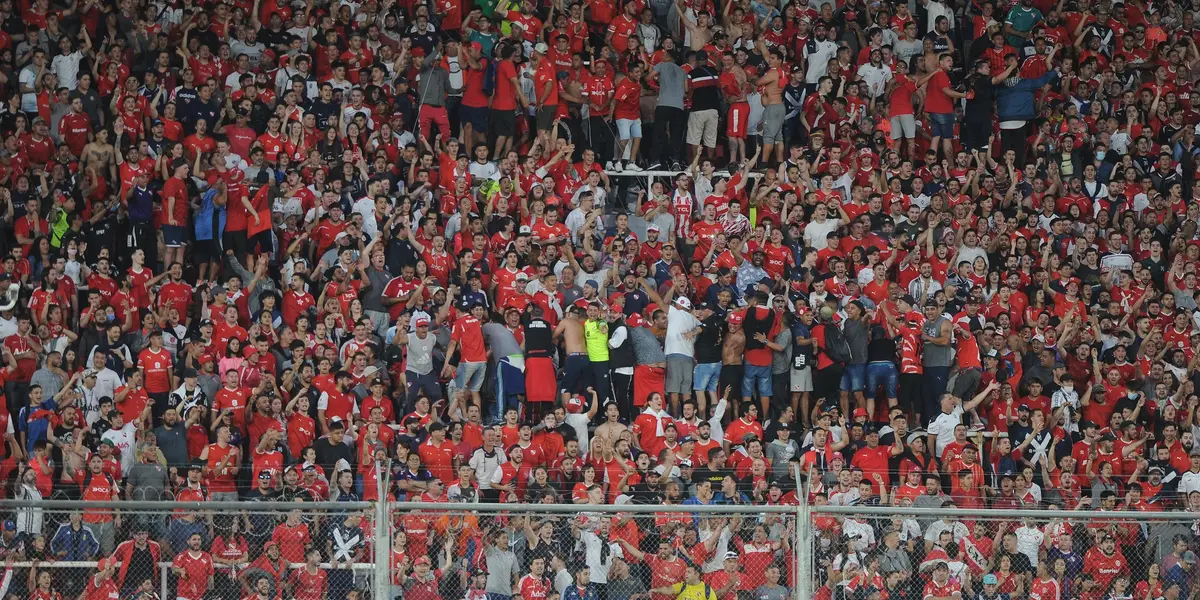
[676,0,713,51]
[755,46,787,167]
[82,128,116,182]
[554,305,590,395]
[719,53,751,165]
[594,402,629,449]
[721,312,747,417]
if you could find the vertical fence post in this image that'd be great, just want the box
[375,460,391,600]
[161,558,170,600]
[793,464,809,600]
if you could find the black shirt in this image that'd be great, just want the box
[524,318,555,358]
[313,437,354,474]
[689,66,721,111]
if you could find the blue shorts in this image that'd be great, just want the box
[840,363,867,392]
[616,118,642,140]
[929,112,956,138]
[461,104,489,131]
[866,361,898,398]
[742,364,773,398]
[455,360,487,392]
[162,225,187,248]
[693,362,722,392]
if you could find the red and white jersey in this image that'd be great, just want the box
[1028,577,1060,600]
[670,190,695,239]
[518,575,551,600]
[922,579,961,600]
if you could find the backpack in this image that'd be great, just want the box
[822,323,852,364]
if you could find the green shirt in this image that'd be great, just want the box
[584,319,610,362]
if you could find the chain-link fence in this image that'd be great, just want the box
[385,502,804,600]
[808,503,1200,600]
[0,500,379,600]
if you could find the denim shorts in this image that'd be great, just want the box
[866,361,898,398]
[693,362,722,392]
[840,363,867,392]
[742,364,773,398]
[617,118,642,140]
[455,360,487,392]
[929,112,956,138]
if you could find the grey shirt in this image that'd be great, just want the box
[127,462,170,500]
[362,267,392,313]
[771,329,793,375]
[484,545,520,594]
[843,319,869,365]
[754,584,790,600]
[30,368,65,401]
[153,422,190,468]
[481,322,523,358]
[607,574,647,600]
[405,331,438,375]
[653,62,686,109]
[629,327,667,364]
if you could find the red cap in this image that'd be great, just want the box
[565,395,585,414]
[573,299,590,310]
[627,313,645,328]
[414,556,432,566]
[852,408,868,418]
[728,311,744,324]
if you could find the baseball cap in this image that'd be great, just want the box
[534,42,549,54]
[414,316,431,327]
[675,297,692,309]
[983,574,998,585]
[852,408,868,418]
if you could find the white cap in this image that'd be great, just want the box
[534,42,549,54]
[675,297,692,309]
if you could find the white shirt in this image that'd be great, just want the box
[101,423,138,475]
[664,305,700,357]
[855,63,892,98]
[928,405,963,456]
[1014,525,1044,566]
[804,218,839,250]
[1179,470,1200,497]
[51,51,83,90]
[90,367,124,404]
[803,40,838,84]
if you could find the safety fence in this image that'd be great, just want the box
[0,499,803,600]
[2,498,1189,600]
[809,503,1200,600]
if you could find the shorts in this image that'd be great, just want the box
[761,103,786,145]
[455,360,487,392]
[162,225,187,248]
[194,239,221,262]
[490,108,516,137]
[461,104,489,131]
[686,109,718,147]
[790,366,813,392]
[929,112,956,138]
[616,118,642,140]
[536,106,556,131]
[727,102,750,139]
[890,114,916,139]
[866,361,898,398]
[223,229,248,256]
[742,364,773,398]
[666,355,694,395]
[951,367,983,400]
[249,229,272,254]
[840,363,866,392]
[693,362,722,393]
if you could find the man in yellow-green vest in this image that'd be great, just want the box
[583,301,611,407]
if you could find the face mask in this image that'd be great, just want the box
[1096,151,1106,160]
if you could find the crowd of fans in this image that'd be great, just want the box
[0,0,1198,597]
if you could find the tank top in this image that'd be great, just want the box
[922,316,953,368]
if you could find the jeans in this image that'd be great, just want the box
[923,365,951,420]
[455,361,487,392]
[742,364,773,398]
[590,360,611,406]
[866,362,899,399]
[839,363,867,392]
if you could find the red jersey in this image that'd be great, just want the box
[171,550,215,600]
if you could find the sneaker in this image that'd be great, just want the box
[646,162,662,170]
[626,162,643,172]
[968,423,985,433]
[606,161,617,171]
[612,161,623,172]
